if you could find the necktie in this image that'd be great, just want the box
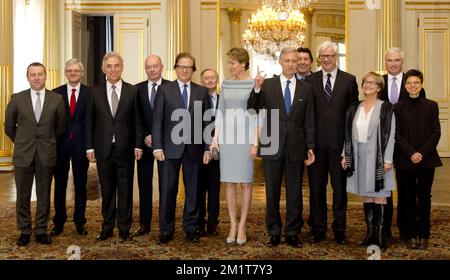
[111,84,118,117]
[390,76,399,105]
[35,91,42,122]
[209,94,215,115]
[324,73,332,103]
[70,88,76,118]
[150,82,157,108]
[284,80,292,114]
[182,84,188,109]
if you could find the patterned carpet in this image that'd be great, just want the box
[1,200,449,261]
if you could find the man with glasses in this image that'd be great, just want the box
[50,59,91,237]
[152,52,212,244]
[133,55,170,237]
[305,41,359,245]
[5,62,66,246]
[380,47,425,242]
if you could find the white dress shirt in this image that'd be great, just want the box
[387,73,403,101]
[279,74,296,105]
[67,83,81,102]
[355,105,374,143]
[30,88,45,114]
[148,78,162,104]
[177,80,191,107]
[322,68,338,91]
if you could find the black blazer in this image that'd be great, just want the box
[152,80,211,160]
[305,69,359,150]
[247,77,316,162]
[53,84,91,152]
[85,80,143,161]
[380,73,425,103]
[394,96,442,170]
[135,78,170,137]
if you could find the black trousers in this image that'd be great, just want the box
[307,148,347,235]
[263,148,304,237]
[198,159,220,227]
[53,140,89,228]
[96,145,135,234]
[15,152,53,235]
[397,168,435,239]
[159,152,201,235]
[136,146,162,229]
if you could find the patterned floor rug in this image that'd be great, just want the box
[0,201,449,260]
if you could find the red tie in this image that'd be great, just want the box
[70,88,76,118]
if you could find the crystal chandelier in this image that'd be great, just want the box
[242,0,314,59]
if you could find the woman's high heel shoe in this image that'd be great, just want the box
[236,238,246,245]
[226,237,236,244]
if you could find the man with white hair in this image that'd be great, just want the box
[305,41,359,245]
[51,59,91,237]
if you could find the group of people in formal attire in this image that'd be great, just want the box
[5,40,441,253]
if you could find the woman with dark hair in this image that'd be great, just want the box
[394,69,442,250]
[342,71,395,249]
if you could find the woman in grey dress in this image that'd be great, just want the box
[210,48,258,245]
[342,72,395,249]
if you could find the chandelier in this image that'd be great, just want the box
[242,0,314,59]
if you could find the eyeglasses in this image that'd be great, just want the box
[66,69,82,74]
[405,81,422,86]
[176,65,194,71]
[319,54,336,60]
[363,80,378,86]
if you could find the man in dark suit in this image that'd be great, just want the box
[85,52,143,242]
[152,52,212,244]
[133,54,169,237]
[50,59,91,237]
[5,62,66,246]
[296,47,314,80]
[198,68,221,236]
[379,47,425,241]
[248,47,316,248]
[305,41,359,245]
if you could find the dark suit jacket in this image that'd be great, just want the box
[305,69,359,150]
[135,78,170,138]
[247,77,315,162]
[380,73,425,103]
[53,84,91,152]
[85,81,144,161]
[5,89,66,167]
[152,80,211,160]
[394,96,442,170]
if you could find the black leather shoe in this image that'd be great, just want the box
[186,231,200,242]
[17,234,31,246]
[96,230,113,241]
[334,232,348,245]
[285,235,302,248]
[76,225,88,236]
[119,231,132,241]
[207,224,219,236]
[310,232,326,243]
[406,238,418,249]
[133,225,150,237]
[35,234,52,244]
[50,226,64,236]
[198,225,206,237]
[157,234,173,244]
[266,235,281,247]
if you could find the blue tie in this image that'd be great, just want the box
[182,84,188,109]
[284,80,292,114]
[324,73,332,103]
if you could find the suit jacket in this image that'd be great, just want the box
[394,96,442,170]
[380,73,426,103]
[135,78,170,138]
[305,69,359,150]
[85,80,144,161]
[152,80,211,160]
[247,77,315,162]
[5,89,66,167]
[53,84,91,152]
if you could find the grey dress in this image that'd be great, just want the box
[215,80,257,183]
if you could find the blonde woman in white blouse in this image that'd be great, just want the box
[341,71,395,249]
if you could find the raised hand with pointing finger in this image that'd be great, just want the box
[254,66,267,91]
